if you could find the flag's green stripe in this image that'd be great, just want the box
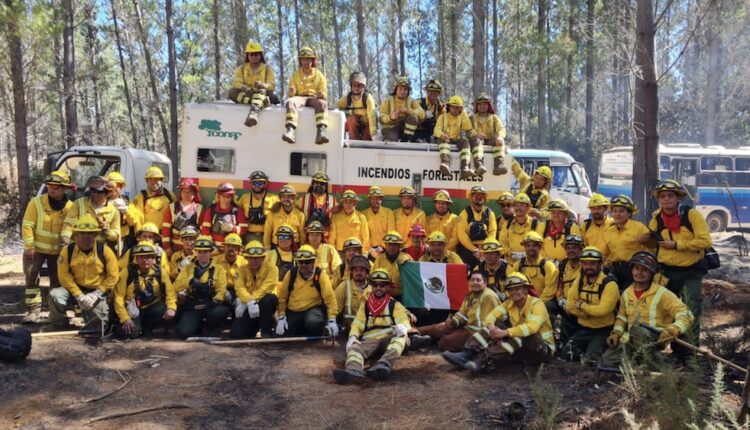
[400,262,425,308]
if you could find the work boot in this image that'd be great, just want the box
[493,155,508,175]
[244,108,259,127]
[366,361,392,381]
[409,334,432,350]
[474,158,487,177]
[439,154,452,177]
[21,308,48,324]
[464,357,487,375]
[442,350,475,369]
[315,125,329,145]
[282,126,296,144]
[460,159,475,180]
[332,368,365,385]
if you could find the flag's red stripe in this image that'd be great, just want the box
[446,263,469,310]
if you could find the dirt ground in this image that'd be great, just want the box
[1,233,749,429]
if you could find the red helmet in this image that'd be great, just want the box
[178,178,201,203]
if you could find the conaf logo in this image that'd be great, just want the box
[199,119,242,140]
[424,276,445,294]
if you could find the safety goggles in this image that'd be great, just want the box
[500,203,513,208]
[297,259,314,265]
[244,247,265,256]
[251,181,266,188]
[277,234,293,241]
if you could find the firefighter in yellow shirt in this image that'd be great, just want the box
[276,245,339,337]
[512,231,559,303]
[473,238,512,301]
[444,272,555,373]
[562,246,619,361]
[49,215,120,328]
[333,269,411,384]
[434,95,481,179]
[62,176,121,249]
[511,161,551,218]
[600,251,694,368]
[539,199,582,262]
[379,76,423,142]
[495,191,516,224]
[426,190,459,251]
[331,237,370,287]
[107,171,142,255]
[305,221,342,281]
[298,171,337,239]
[264,184,306,249]
[372,231,413,298]
[581,193,612,251]
[554,234,584,341]
[601,195,651,291]
[282,46,329,145]
[393,187,426,248]
[456,186,497,267]
[118,222,171,277]
[362,185,395,258]
[471,93,508,175]
[230,241,279,339]
[170,226,199,280]
[499,193,543,262]
[334,255,370,330]
[228,41,278,127]
[21,171,73,322]
[329,190,370,252]
[112,241,176,339]
[419,231,463,264]
[414,79,445,142]
[238,171,279,244]
[213,233,247,303]
[132,166,175,229]
[337,72,377,140]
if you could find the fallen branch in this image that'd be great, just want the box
[88,404,190,423]
[209,335,332,346]
[84,376,131,403]
[31,330,80,338]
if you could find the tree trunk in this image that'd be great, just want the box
[565,0,577,126]
[52,3,66,145]
[213,0,221,100]
[536,0,547,147]
[633,0,659,220]
[356,0,367,74]
[331,0,343,98]
[397,0,405,76]
[491,0,500,104]
[472,0,487,100]
[276,0,285,99]
[621,0,632,144]
[62,0,78,148]
[123,23,151,151]
[388,8,398,81]
[232,0,248,64]
[449,2,458,93]
[166,0,179,183]
[704,0,721,146]
[110,0,138,147]
[437,0,446,87]
[293,0,301,58]
[584,0,595,176]
[83,0,102,145]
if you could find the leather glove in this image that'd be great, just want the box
[276,316,288,336]
[219,220,234,233]
[233,298,247,319]
[247,300,260,319]
[327,319,339,337]
[425,110,433,119]
[346,335,359,352]
[658,326,679,345]
[126,299,140,319]
[111,198,129,214]
[393,323,409,337]
[606,332,621,348]
[86,290,103,304]
[76,294,93,311]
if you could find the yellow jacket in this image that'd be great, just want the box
[334,278,370,323]
[337,92,377,136]
[394,207,426,247]
[363,206,396,248]
[457,206,498,251]
[266,247,295,285]
[379,96,423,128]
[263,207,306,248]
[121,202,143,243]
[581,217,613,252]
[231,62,276,92]
[417,98,444,127]
[22,195,72,254]
[558,259,582,299]
[132,190,176,228]
[289,68,327,98]
[213,254,248,289]
[433,111,475,140]
[511,160,551,211]
[426,212,459,251]
[238,192,280,235]
[418,250,463,264]
[452,287,500,332]
[602,219,651,265]
[372,252,413,296]
[173,261,227,303]
[612,282,694,343]
[512,257,559,303]
[349,297,410,340]
[312,243,342,279]
[329,209,370,251]
[277,269,337,318]
[169,249,195,280]
[541,221,582,262]
[113,266,176,323]
[235,258,278,303]
[565,272,619,329]
[119,246,171,279]
[648,208,712,267]
[62,197,121,245]
[484,296,555,350]
[58,244,119,296]
[470,113,507,140]
[499,216,543,259]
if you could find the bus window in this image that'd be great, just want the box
[671,158,698,187]
[197,148,235,173]
[659,155,671,179]
[699,156,733,186]
[735,158,750,186]
[290,152,327,177]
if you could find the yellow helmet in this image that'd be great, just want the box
[194,235,215,251]
[340,190,359,202]
[312,171,329,183]
[343,237,363,249]
[132,241,157,257]
[563,234,584,247]
[395,76,411,90]
[470,185,488,196]
[547,199,570,212]
[505,272,532,289]
[480,238,502,252]
[447,95,464,107]
[587,193,610,208]
[107,171,126,185]
[144,166,165,180]
[652,179,687,199]
[245,41,262,53]
[424,79,443,92]
[399,186,417,197]
[243,240,266,257]
[299,46,316,58]
[514,192,532,205]
[534,166,552,181]
[179,226,200,238]
[73,215,101,233]
[295,244,317,261]
[305,221,325,233]
[137,222,161,239]
[432,189,452,203]
[223,233,243,247]
[496,191,515,204]
[276,224,295,237]
[278,184,297,196]
[370,269,392,283]
[368,186,384,197]
[382,231,404,244]
[579,246,604,261]
[610,195,638,215]
[44,170,73,187]
[522,231,544,244]
[427,231,447,243]
[474,93,491,104]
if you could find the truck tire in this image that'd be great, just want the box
[705,211,726,233]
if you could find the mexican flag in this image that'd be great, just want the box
[400,262,468,310]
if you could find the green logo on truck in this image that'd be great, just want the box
[199,119,242,140]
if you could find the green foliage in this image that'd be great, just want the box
[529,365,563,430]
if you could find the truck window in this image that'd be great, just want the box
[552,166,576,191]
[290,152,327,177]
[197,148,235,173]
[151,162,171,183]
[55,155,120,192]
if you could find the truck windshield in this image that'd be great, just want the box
[55,155,121,193]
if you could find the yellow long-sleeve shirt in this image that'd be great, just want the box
[334,279,370,323]
[289,68,327,98]
[173,261,227,303]
[57,244,119,296]
[113,266,176,323]
[417,98,444,126]
[433,111,476,140]
[426,212,459,251]
[470,113,507,140]
[513,257,559,303]
[541,221,582,262]
[511,160,551,212]
[169,249,195,280]
[119,246,171,279]
[379,96,423,127]
[363,207,395,248]
[484,296,555,350]
[329,210,370,251]
[457,206,498,251]
[263,207,306,248]
[231,62,276,92]
[613,282,694,344]
[238,191,280,235]
[349,297,410,340]
[62,197,121,245]
[312,243,342,279]
[648,208,712,267]
[581,217,613,252]
[499,216,544,260]
[451,287,500,332]
[22,194,72,254]
[337,92,377,136]
[132,189,176,229]
[394,207,426,247]
[277,269,337,319]
[418,250,463,263]
[602,219,651,265]
[565,272,619,329]
[473,261,513,297]
[235,259,278,303]
[372,252,413,296]
[557,258,582,299]
[213,254,248,290]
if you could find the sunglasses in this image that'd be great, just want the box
[251,181,266,187]
[277,234,292,241]
[249,52,262,56]
[91,189,108,194]
[500,204,513,208]
[371,282,390,288]
[297,260,314,265]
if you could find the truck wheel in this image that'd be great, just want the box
[705,211,726,233]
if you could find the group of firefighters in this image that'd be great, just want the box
[21,150,712,383]
[229,41,509,179]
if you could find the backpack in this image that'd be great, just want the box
[287,266,322,295]
[653,205,720,270]
[209,203,240,234]
[478,260,508,292]
[127,264,162,307]
[345,90,371,111]
[0,328,32,362]
[363,297,397,331]
[506,217,539,232]
[574,274,619,314]
[190,265,215,301]
[275,248,296,281]
[67,242,105,267]
[466,206,491,241]
[518,256,547,278]
[141,189,174,205]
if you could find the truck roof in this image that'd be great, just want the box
[64,145,170,162]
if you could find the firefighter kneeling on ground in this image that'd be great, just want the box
[113,241,176,339]
[332,269,412,384]
[173,236,230,339]
[230,241,279,339]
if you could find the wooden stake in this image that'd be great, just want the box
[31,330,80,338]
[209,335,332,346]
[738,352,750,423]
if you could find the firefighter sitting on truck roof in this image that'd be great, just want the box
[393,187,426,248]
[170,226,199,280]
[426,190,459,252]
[413,79,445,143]
[265,185,306,249]
[238,170,278,244]
[107,171,142,256]
[199,182,248,249]
[282,46,329,145]
[299,172,337,238]
[362,185,395,259]
[330,190,370,253]
[161,178,202,256]
[49,215,119,328]
[471,94,508,176]
[112,241,176,339]
[230,241,279,339]
[213,233,247,304]
[118,222,171,277]
[379,77,423,142]
[21,170,74,323]
[228,41,279,128]
[61,176,121,251]
[305,221,342,282]
[511,161,551,219]
[456,186,497,268]
[337,72,377,140]
[133,166,176,231]
[435,95,482,180]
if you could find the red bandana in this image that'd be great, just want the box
[366,292,392,318]
[547,222,565,239]
[660,210,682,234]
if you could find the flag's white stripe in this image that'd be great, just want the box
[419,262,450,310]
